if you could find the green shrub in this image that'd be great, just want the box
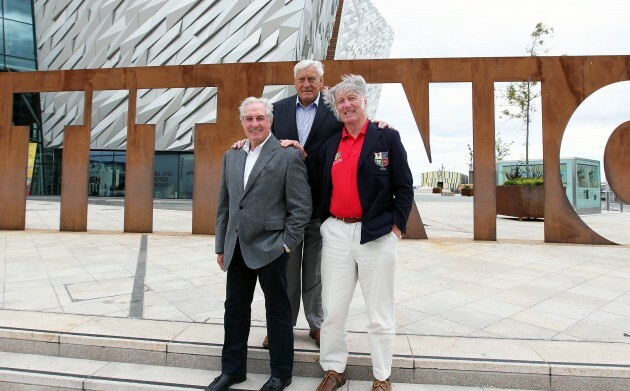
[504,178,544,186]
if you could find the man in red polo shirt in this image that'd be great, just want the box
[315,75,414,391]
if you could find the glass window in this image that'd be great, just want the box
[32,148,61,195]
[87,151,126,197]
[154,154,178,199]
[178,154,194,199]
[576,164,589,188]
[575,162,600,209]
[13,92,38,125]
[4,0,32,23]
[112,152,126,196]
[0,22,4,55]
[89,151,102,196]
[5,55,35,70]
[4,19,34,59]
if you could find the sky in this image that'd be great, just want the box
[369,0,630,184]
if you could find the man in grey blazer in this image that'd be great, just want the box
[208,97,311,391]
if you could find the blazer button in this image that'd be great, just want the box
[239,206,243,210]
[235,229,238,233]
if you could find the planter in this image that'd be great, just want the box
[432,188,442,194]
[496,185,544,220]
[461,188,474,197]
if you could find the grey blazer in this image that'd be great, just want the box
[215,135,312,270]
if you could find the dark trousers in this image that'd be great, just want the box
[221,241,294,378]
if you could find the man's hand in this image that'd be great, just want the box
[392,224,402,239]
[217,253,225,270]
[373,120,391,129]
[280,139,307,159]
[231,139,246,149]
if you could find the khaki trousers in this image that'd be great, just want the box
[319,217,398,381]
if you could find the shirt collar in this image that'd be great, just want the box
[243,132,272,153]
[341,120,369,139]
[296,93,320,109]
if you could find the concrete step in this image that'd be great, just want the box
[0,351,545,391]
[0,310,629,390]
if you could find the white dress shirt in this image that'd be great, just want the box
[243,133,272,188]
[295,93,319,145]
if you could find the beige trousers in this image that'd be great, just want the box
[319,217,398,381]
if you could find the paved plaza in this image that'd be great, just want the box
[0,195,629,390]
[5,195,629,343]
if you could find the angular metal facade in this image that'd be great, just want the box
[34,0,392,150]
[334,0,394,118]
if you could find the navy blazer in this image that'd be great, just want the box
[319,121,414,244]
[272,94,343,216]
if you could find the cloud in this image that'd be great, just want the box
[370,0,630,183]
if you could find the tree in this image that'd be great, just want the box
[495,132,513,161]
[501,22,553,177]
[466,131,514,168]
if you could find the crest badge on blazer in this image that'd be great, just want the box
[374,152,389,170]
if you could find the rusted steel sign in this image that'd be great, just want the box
[1,57,628,244]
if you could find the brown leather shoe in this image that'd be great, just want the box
[309,329,320,347]
[372,378,392,391]
[262,335,269,349]
[316,370,346,391]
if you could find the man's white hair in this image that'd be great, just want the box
[323,74,368,120]
[293,60,324,78]
[238,97,274,123]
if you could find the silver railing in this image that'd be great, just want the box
[602,191,625,212]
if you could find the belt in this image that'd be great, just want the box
[332,215,362,223]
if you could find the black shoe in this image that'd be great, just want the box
[205,373,246,391]
[259,376,292,391]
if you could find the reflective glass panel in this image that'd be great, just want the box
[575,162,600,209]
[89,151,118,197]
[89,151,104,196]
[154,154,179,199]
[112,151,126,196]
[100,151,116,197]
[0,22,4,55]
[5,55,34,70]
[4,19,35,59]
[4,0,32,23]
[12,92,38,125]
[179,154,193,199]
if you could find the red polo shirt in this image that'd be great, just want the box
[329,120,369,218]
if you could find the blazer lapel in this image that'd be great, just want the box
[303,95,328,149]
[233,149,246,198]
[242,136,279,198]
[286,97,299,140]
[358,122,380,169]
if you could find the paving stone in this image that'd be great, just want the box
[1,198,629,390]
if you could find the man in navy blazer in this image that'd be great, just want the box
[315,75,413,391]
[267,60,342,348]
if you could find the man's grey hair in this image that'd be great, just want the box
[239,97,274,123]
[293,60,324,78]
[323,74,368,120]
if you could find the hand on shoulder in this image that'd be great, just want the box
[279,139,307,159]
[373,119,392,129]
